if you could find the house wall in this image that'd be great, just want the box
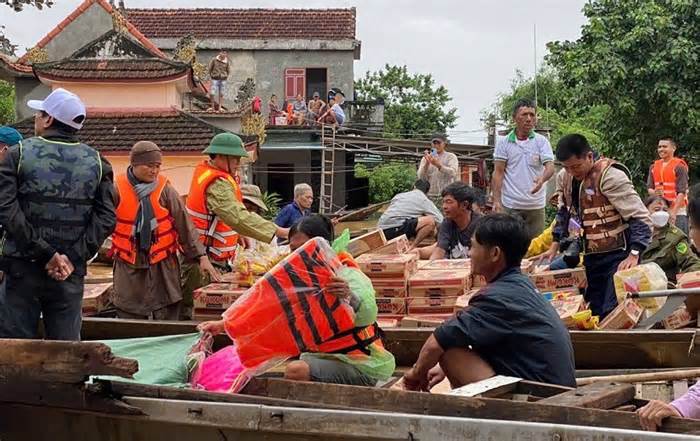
[51,81,182,109]
[14,77,51,120]
[43,2,114,62]
[193,49,355,115]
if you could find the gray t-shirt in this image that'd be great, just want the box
[436,213,481,259]
[378,189,443,229]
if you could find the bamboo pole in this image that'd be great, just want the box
[577,368,700,386]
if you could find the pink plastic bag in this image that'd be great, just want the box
[191,345,247,393]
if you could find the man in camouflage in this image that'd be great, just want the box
[0,89,116,340]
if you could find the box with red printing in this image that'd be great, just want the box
[357,253,418,278]
[453,289,481,312]
[550,295,585,328]
[408,269,470,297]
[419,259,470,271]
[400,314,451,328]
[599,299,644,330]
[347,229,387,257]
[662,306,695,329]
[375,297,407,315]
[407,296,460,314]
[193,284,248,309]
[371,278,408,298]
[530,268,587,291]
[677,271,700,289]
[373,235,410,255]
[471,274,487,288]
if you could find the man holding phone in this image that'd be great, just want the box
[417,134,459,198]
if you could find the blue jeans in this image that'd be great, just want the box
[583,249,628,318]
[0,258,84,340]
[549,255,569,271]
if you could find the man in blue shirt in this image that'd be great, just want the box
[275,183,313,229]
[403,213,576,390]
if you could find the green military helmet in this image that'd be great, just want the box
[203,132,248,158]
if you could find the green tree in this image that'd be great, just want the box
[547,0,700,181]
[354,64,458,139]
[355,162,417,203]
[0,80,14,125]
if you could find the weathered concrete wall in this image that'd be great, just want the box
[42,2,114,61]
[14,77,51,121]
[53,81,182,109]
[194,49,355,116]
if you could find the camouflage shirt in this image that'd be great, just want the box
[641,225,700,283]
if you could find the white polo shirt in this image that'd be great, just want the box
[494,130,554,210]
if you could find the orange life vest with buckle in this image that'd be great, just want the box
[652,157,688,208]
[186,161,242,261]
[111,174,178,265]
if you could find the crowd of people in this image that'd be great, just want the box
[268,88,346,127]
[0,89,697,430]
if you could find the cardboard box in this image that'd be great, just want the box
[471,274,487,288]
[662,306,695,330]
[419,259,470,271]
[373,235,411,255]
[599,299,644,330]
[220,271,256,288]
[550,295,585,328]
[677,271,700,289]
[86,264,114,284]
[541,288,580,302]
[407,296,460,315]
[377,315,402,328]
[408,269,470,297]
[375,297,407,315]
[530,268,587,291]
[82,283,112,315]
[347,229,387,257]
[520,260,534,274]
[371,278,408,298]
[193,284,248,309]
[454,289,481,312]
[400,314,451,328]
[357,253,418,278]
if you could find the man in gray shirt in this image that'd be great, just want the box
[378,180,443,248]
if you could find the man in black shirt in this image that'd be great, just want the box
[404,213,576,390]
[430,182,481,260]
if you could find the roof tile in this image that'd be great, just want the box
[33,58,190,81]
[126,8,356,40]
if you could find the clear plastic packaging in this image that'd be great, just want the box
[614,262,668,311]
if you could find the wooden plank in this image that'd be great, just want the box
[577,368,700,386]
[242,378,700,434]
[0,381,142,415]
[539,382,635,409]
[513,380,574,398]
[104,380,360,412]
[0,339,138,383]
[673,381,690,400]
[449,376,522,398]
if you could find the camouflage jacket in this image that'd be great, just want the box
[641,224,700,283]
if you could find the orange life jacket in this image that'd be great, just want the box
[224,238,370,368]
[111,174,178,265]
[186,161,242,261]
[652,157,688,208]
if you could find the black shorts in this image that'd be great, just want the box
[382,218,419,240]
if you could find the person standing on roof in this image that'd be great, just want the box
[181,133,289,319]
[0,88,116,340]
[111,141,220,320]
[208,50,230,112]
[417,134,459,198]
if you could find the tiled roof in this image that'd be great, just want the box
[12,110,224,152]
[0,54,33,76]
[33,58,190,81]
[126,8,356,40]
[18,0,166,64]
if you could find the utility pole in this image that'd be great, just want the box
[533,22,538,109]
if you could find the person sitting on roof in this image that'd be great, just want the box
[637,184,700,431]
[403,213,576,391]
[268,94,287,125]
[292,94,307,126]
[198,214,396,386]
[317,91,346,126]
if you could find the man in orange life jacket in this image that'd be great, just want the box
[541,134,652,318]
[111,141,221,320]
[181,133,289,319]
[647,137,689,234]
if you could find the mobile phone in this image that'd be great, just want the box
[430,148,438,157]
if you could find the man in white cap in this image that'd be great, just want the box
[0,88,116,340]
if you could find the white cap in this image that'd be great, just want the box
[27,88,86,130]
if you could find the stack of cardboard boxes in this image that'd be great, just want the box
[408,260,471,315]
[356,252,418,318]
[192,271,255,321]
[82,264,114,316]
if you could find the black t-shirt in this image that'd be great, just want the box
[436,213,481,259]
[434,267,576,387]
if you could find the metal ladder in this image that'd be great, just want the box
[319,124,336,213]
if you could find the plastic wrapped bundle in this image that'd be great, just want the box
[223,238,358,369]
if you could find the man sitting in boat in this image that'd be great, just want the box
[428,182,481,260]
[403,213,576,391]
[637,184,700,431]
[198,215,396,386]
[641,195,700,283]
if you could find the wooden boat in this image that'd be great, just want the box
[2,338,700,440]
[81,317,700,369]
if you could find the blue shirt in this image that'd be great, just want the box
[434,267,576,387]
[275,202,309,228]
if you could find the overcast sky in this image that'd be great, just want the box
[3,0,588,143]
